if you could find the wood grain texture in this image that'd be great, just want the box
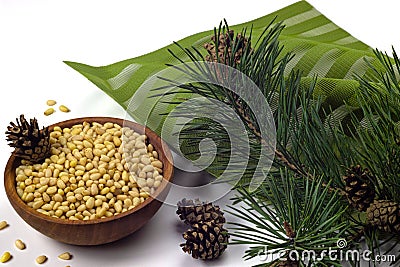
[4,117,174,245]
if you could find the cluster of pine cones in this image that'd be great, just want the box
[343,165,400,233]
[176,198,229,260]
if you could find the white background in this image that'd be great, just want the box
[0,1,399,266]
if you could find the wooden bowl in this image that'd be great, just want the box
[4,117,173,245]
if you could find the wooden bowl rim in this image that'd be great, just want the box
[4,116,173,226]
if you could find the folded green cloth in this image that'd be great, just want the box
[65,0,385,138]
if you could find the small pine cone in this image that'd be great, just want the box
[203,30,251,65]
[180,221,229,260]
[5,115,50,163]
[367,199,400,233]
[177,198,226,226]
[342,165,375,211]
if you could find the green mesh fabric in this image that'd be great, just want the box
[64,0,386,136]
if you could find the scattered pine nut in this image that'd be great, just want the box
[0,221,8,230]
[46,100,57,106]
[44,107,55,116]
[14,239,26,250]
[59,105,70,113]
[36,255,47,264]
[0,252,11,263]
[58,252,72,260]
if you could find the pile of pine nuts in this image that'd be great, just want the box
[14,121,164,220]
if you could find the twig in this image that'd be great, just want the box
[236,102,346,196]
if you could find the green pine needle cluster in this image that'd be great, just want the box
[157,19,400,266]
[228,170,347,267]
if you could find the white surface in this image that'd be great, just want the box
[0,1,399,266]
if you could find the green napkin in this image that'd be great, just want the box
[65,1,384,117]
[64,0,386,159]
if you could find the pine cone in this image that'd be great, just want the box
[180,221,229,260]
[342,165,375,211]
[203,30,251,65]
[177,198,225,226]
[367,199,400,233]
[5,115,50,163]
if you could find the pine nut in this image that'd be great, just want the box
[141,156,151,165]
[44,107,55,116]
[154,180,161,188]
[142,165,154,173]
[66,210,76,217]
[133,197,140,207]
[42,192,51,202]
[148,144,154,152]
[46,99,57,106]
[42,203,53,211]
[36,255,47,264]
[96,206,107,218]
[59,105,70,113]
[15,239,26,250]
[33,200,44,209]
[86,197,95,209]
[0,221,8,230]
[0,252,11,263]
[151,160,163,169]
[58,252,72,260]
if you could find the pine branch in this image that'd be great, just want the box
[159,20,349,195]
[234,93,300,175]
[156,18,400,265]
[227,169,349,266]
[351,47,400,203]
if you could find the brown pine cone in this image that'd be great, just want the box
[180,221,229,260]
[203,30,251,65]
[342,165,375,211]
[177,198,226,226]
[367,199,400,233]
[5,115,50,163]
